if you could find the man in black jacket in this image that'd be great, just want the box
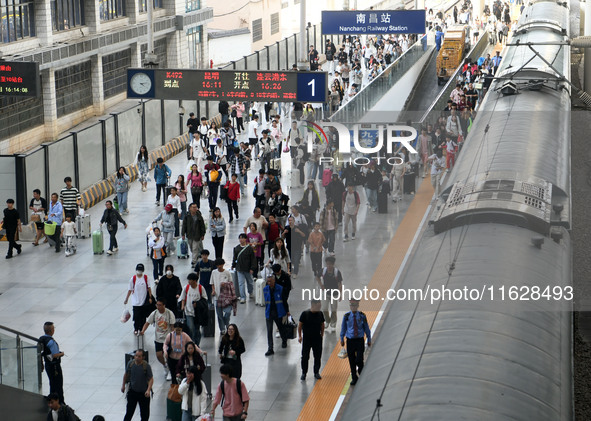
[325,40,336,74]
[364,165,381,213]
[219,101,230,127]
[99,200,127,255]
[325,173,346,223]
[232,234,258,303]
[46,393,80,421]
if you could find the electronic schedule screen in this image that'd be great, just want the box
[128,68,327,102]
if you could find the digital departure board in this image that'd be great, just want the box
[0,61,40,97]
[127,69,327,102]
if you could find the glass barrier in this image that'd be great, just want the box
[0,156,17,207]
[269,45,279,70]
[76,123,103,191]
[246,53,258,71]
[331,35,429,124]
[287,36,296,70]
[24,148,45,200]
[259,48,269,70]
[164,100,181,142]
[145,99,163,150]
[234,59,246,71]
[278,40,288,71]
[105,116,117,175]
[0,327,42,394]
[47,135,75,196]
[117,107,144,166]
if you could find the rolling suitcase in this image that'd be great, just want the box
[290,168,300,188]
[125,335,149,369]
[177,238,189,259]
[202,354,212,398]
[403,172,416,194]
[202,303,216,338]
[255,278,266,306]
[76,214,91,238]
[92,228,104,254]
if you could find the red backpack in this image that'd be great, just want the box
[132,274,148,290]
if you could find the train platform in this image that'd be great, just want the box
[0,122,433,420]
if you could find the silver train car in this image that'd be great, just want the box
[340,1,573,420]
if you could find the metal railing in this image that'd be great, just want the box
[0,325,43,394]
[331,34,431,124]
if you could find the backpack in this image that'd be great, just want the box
[39,335,54,361]
[220,378,243,406]
[133,274,148,290]
[209,169,220,182]
[322,168,333,187]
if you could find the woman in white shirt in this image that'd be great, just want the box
[178,366,208,420]
[214,138,229,183]
[207,122,219,157]
[190,133,207,171]
[268,238,291,274]
[167,187,182,237]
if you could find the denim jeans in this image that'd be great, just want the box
[367,188,378,211]
[185,314,201,346]
[117,191,128,212]
[182,409,198,421]
[216,304,232,332]
[237,271,254,300]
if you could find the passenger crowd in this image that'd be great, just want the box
[0,3,520,419]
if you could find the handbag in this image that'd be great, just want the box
[191,186,203,197]
[167,384,183,403]
[338,347,348,359]
[220,184,229,201]
[231,109,237,118]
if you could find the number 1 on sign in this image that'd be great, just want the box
[308,79,315,97]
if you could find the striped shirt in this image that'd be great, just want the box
[59,187,81,210]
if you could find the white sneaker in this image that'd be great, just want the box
[113,247,119,252]
[166,372,172,381]
[352,234,356,240]
[106,250,113,255]
[275,332,280,338]
[240,298,246,304]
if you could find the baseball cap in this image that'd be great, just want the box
[164,204,173,212]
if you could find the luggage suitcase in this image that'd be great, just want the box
[255,278,266,306]
[92,228,104,254]
[125,335,149,370]
[202,303,216,338]
[271,158,281,172]
[177,238,189,259]
[290,168,300,188]
[166,398,182,421]
[76,214,91,238]
[202,354,212,398]
[403,172,416,194]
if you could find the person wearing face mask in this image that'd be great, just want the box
[124,264,154,336]
[156,265,182,317]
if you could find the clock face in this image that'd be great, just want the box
[130,72,152,95]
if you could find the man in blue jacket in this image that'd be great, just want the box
[263,274,290,356]
[154,157,172,206]
[340,300,371,385]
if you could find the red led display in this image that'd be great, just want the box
[0,61,40,97]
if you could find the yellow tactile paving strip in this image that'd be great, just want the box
[298,176,435,421]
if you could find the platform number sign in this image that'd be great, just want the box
[297,72,327,103]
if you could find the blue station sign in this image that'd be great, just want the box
[321,10,426,35]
